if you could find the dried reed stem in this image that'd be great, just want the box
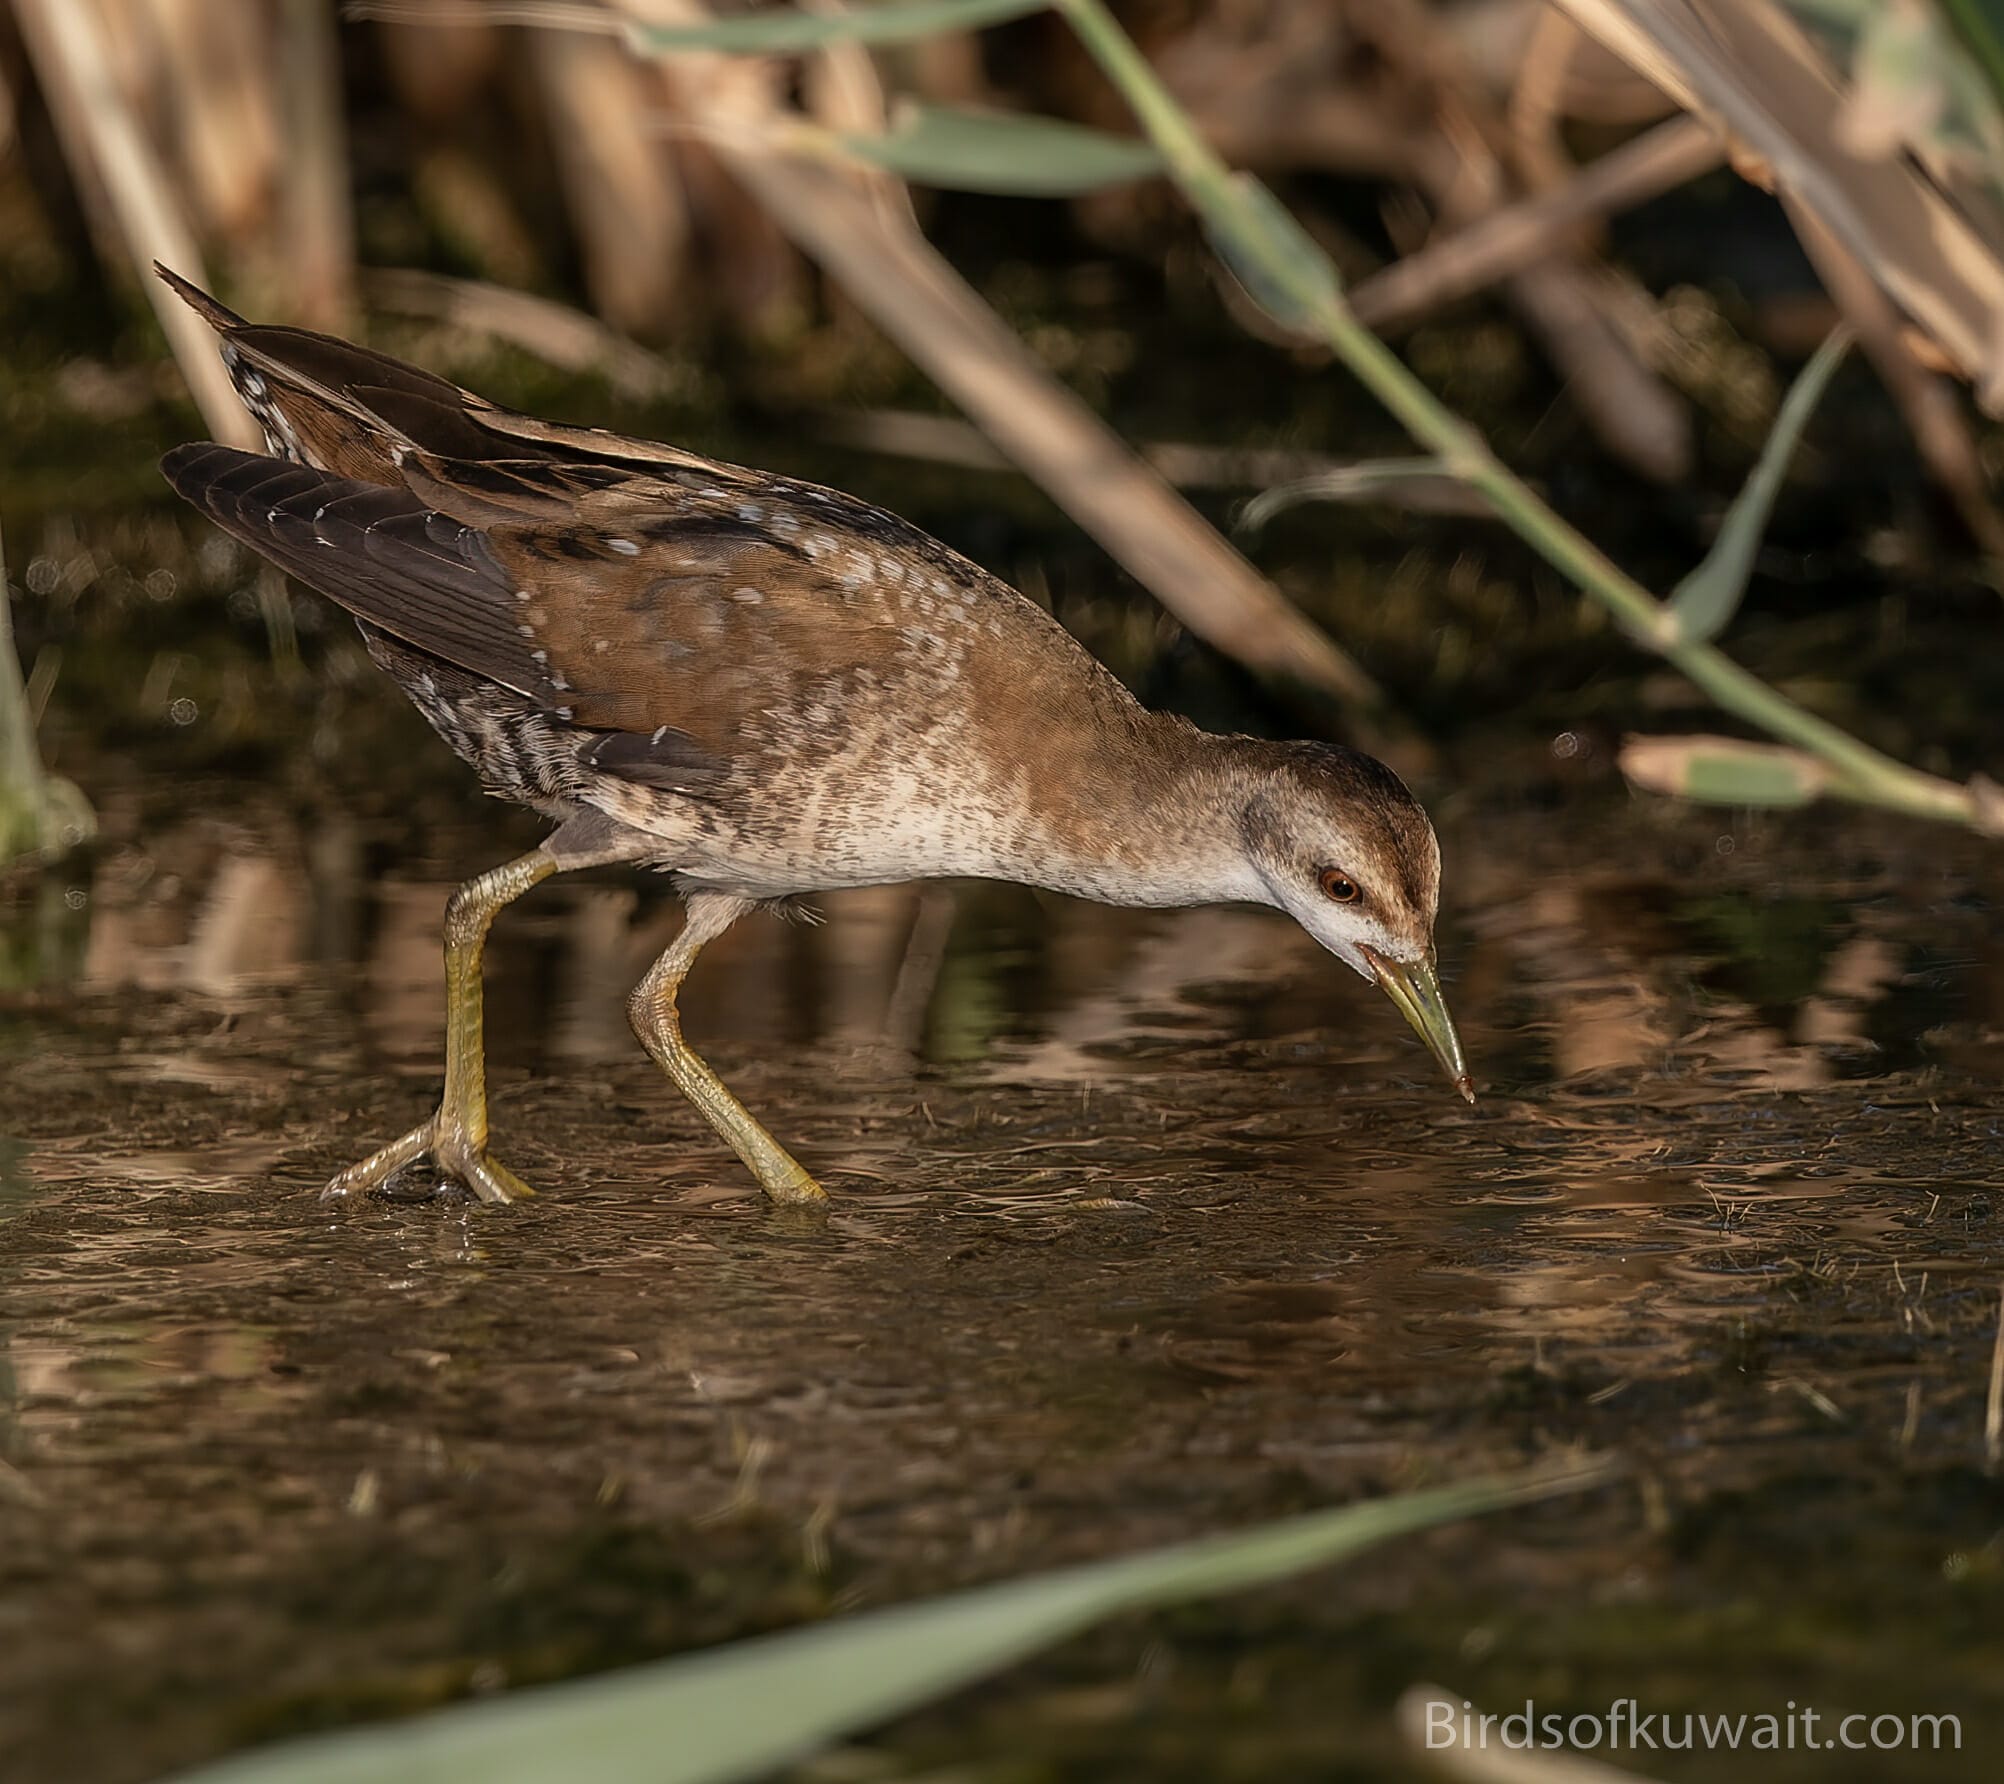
[279,0,358,331]
[1350,115,1724,332]
[11,0,256,445]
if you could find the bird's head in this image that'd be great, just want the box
[1235,741,1473,1102]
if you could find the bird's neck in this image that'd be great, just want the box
[1009,709,1271,910]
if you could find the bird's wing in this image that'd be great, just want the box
[157,269,1071,769]
[160,442,578,709]
[159,442,930,766]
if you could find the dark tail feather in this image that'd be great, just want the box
[159,441,563,709]
[154,263,248,333]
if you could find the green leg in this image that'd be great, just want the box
[325,848,558,1205]
[628,893,826,1206]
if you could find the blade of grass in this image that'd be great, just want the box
[1666,325,1851,645]
[163,1458,1613,1784]
[351,0,1052,53]
[0,526,42,863]
[632,0,1050,52]
[0,515,93,866]
[1239,459,1464,532]
[1206,173,1347,333]
[824,102,1163,194]
[816,411,1497,512]
[1940,0,2004,121]
[1984,1281,2004,1472]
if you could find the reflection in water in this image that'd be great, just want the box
[49,795,1987,1095]
[3,790,2003,1781]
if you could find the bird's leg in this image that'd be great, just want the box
[324,848,559,1204]
[628,893,826,1206]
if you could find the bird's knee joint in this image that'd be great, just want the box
[627,980,682,1044]
[443,884,488,948]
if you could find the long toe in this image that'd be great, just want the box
[321,1120,436,1202]
[432,1136,536,1205]
[459,1152,537,1205]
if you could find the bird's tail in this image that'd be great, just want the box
[154,261,485,482]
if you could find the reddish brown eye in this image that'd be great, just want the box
[1319,868,1360,904]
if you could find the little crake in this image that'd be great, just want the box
[157,267,1472,1207]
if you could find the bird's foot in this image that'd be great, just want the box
[322,1116,535,1205]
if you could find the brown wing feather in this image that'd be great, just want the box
[158,442,891,772]
[160,442,569,707]
[486,522,890,743]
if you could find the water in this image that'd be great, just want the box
[5,757,2002,1782]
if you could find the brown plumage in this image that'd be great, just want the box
[157,266,1469,1209]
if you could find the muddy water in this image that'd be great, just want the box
[4,772,2004,1783]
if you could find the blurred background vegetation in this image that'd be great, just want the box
[3,0,2003,855]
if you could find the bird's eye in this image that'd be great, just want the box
[1318,868,1360,904]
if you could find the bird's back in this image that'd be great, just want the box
[157,271,1157,894]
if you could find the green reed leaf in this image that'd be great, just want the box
[163,1460,1610,1784]
[629,0,1051,55]
[1667,327,1851,646]
[1202,174,1345,332]
[1621,735,1833,808]
[832,103,1163,194]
